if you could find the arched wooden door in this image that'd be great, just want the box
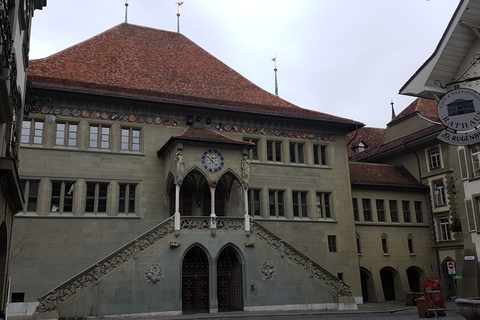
[182,246,209,314]
[217,246,243,312]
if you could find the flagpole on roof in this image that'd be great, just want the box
[272,56,279,96]
[125,1,128,23]
[176,2,184,33]
[391,100,396,120]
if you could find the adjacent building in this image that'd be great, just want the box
[0,0,46,318]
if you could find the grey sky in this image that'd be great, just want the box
[29,0,460,128]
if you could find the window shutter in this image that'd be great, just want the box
[465,199,477,232]
[458,148,469,180]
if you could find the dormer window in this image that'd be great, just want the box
[353,142,366,153]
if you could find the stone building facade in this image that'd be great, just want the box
[11,23,365,318]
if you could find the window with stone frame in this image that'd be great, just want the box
[328,235,337,252]
[121,127,141,151]
[292,191,308,218]
[414,201,423,223]
[51,181,75,214]
[243,138,259,160]
[316,192,331,219]
[402,201,411,223]
[433,179,446,207]
[313,145,327,165]
[376,199,385,222]
[362,199,372,221]
[85,182,109,214]
[56,122,78,147]
[471,145,480,177]
[268,189,284,218]
[389,200,398,222]
[119,183,136,214]
[21,119,43,145]
[20,180,39,213]
[266,140,282,162]
[247,188,261,216]
[89,125,110,149]
[428,147,441,170]
[439,217,451,241]
[289,142,304,164]
[352,198,359,221]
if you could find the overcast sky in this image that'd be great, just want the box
[29,0,460,128]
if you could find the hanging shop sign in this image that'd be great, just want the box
[437,88,480,146]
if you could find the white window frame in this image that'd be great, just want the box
[56,122,78,147]
[121,128,141,151]
[89,125,110,149]
[21,119,43,145]
[439,217,451,241]
[433,179,446,207]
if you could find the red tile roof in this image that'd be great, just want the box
[349,162,426,189]
[389,98,440,124]
[347,127,385,157]
[157,126,254,155]
[28,23,362,127]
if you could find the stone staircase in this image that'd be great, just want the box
[34,216,352,317]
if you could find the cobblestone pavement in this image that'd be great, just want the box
[9,300,466,320]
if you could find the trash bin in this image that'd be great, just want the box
[405,292,415,306]
[416,297,427,318]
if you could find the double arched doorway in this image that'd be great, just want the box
[168,169,244,217]
[181,245,243,315]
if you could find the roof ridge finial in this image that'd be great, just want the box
[125,1,129,23]
[176,2,184,34]
[272,55,279,96]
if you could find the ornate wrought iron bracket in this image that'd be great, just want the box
[434,54,480,89]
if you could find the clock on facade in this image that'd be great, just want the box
[202,149,224,173]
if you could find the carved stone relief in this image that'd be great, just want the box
[261,260,276,280]
[145,263,163,284]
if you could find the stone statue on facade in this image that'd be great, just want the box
[175,150,185,184]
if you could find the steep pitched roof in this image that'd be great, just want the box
[389,98,440,124]
[157,126,254,155]
[349,162,426,189]
[28,23,362,127]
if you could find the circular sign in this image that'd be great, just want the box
[438,88,480,131]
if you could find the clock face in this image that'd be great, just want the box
[202,149,224,173]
